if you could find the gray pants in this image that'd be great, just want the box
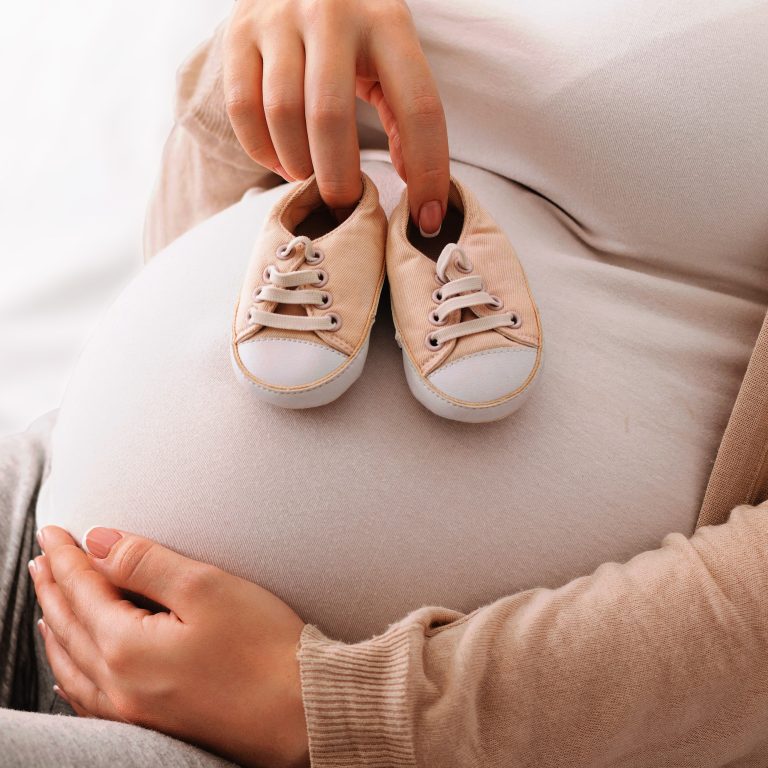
[0,414,237,767]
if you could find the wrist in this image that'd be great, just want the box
[276,635,311,768]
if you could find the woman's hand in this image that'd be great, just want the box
[224,0,449,236]
[30,525,310,768]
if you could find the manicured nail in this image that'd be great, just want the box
[37,618,47,639]
[36,528,45,554]
[28,559,37,579]
[418,201,443,238]
[52,684,70,702]
[272,164,295,182]
[83,526,123,559]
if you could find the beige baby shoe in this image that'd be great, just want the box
[231,171,387,407]
[386,174,543,422]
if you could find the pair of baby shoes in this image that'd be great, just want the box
[230,171,542,422]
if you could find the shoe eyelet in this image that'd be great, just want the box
[327,312,342,331]
[314,269,329,288]
[488,295,503,310]
[428,310,447,326]
[431,288,444,303]
[424,332,444,351]
[247,307,256,325]
[304,248,324,265]
[252,286,265,302]
[316,291,333,309]
[262,265,274,282]
[275,244,293,260]
[509,313,522,329]
[454,256,473,273]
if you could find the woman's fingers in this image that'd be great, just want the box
[358,79,406,181]
[30,554,114,690]
[81,526,223,624]
[38,617,125,722]
[223,29,284,176]
[370,19,450,234]
[261,33,312,181]
[223,0,448,222]
[303,17,362,209]
[54,684,91,718]
[35,528,146,662]
[40,616,96,716]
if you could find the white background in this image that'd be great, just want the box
[0,2,231,436]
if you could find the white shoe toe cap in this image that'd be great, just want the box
[237,337,347,388]
[427,346,539,404]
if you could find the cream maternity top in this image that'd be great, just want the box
[37,0,768,644]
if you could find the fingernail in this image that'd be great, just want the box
[418,201,443,238]
[36,528,45,554]
[52,684,70,702]
[83,526,123,559]
[272,164,295,182]
[28,559,37,579]
[37,618,47,639]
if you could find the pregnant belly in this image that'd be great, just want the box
[37,159,754,644]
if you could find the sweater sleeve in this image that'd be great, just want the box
[296,499,768,767]
[142,21,283,262]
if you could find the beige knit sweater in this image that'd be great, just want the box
[142,16,768,768]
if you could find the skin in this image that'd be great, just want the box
[224,0,450,234]
[30,525,311,768]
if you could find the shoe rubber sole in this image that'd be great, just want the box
[229,337,370,409]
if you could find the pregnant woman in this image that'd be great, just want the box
[3,0,768,766]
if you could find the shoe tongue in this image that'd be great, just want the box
[406,204,465,263]
[270,241,313,319]
[281,179,324,233]
[294,207,344,240]
[274,302,307,318]
[283,178,353,239]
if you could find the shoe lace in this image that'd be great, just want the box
[247,235,340,332]
[426,243,520,350]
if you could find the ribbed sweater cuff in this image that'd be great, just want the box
[297,622,418,768]
[175,21,274,175]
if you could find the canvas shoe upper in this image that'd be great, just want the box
[386,173,543,422]
[231,171,387,408]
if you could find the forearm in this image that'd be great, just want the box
[297,500,768,767]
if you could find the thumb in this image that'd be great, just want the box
[82,526,211,620]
